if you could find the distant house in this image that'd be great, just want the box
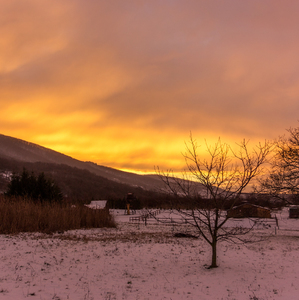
[227,203,271,219]
[289,206,299,219]
[85,200,108,211]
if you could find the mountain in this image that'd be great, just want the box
[0,133,165,191]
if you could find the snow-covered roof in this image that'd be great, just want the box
[85,200,107,209]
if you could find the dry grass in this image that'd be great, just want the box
[0,196,116,234]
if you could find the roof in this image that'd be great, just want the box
[230,203,270,211]
[289,205,299,209]
[85,200,107,209]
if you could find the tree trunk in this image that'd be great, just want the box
[210,239,218,268]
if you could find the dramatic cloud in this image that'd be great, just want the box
[1,0,299,172]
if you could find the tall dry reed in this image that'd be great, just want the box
[0,196,116,234]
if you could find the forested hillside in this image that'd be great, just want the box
[0,157,170,207]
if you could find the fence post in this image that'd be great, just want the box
[275,215,279,229]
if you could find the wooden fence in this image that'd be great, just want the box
[129,210,161,225]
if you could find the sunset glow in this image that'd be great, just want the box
[1,1,299,174]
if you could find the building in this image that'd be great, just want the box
[289,206,299,219]
[227,203,271,218]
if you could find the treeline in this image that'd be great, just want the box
[0,157,287,210]
[106,193,179,210]
[141,193,286,210]
[6,168,63,202]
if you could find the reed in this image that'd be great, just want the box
[0,196,116,234]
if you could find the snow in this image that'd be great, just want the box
[0,209,299,299]
[0,171,12,179]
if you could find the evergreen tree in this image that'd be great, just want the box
[6,168,63,202]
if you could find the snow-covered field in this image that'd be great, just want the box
[0,209,299,300]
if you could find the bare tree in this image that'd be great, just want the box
[157,135,272,268]
[258,126,299,201]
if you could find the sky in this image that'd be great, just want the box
[1,0,299,174]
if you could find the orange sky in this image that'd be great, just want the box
[1,0,299,173]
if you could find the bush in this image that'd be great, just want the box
[0,196,116,234]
